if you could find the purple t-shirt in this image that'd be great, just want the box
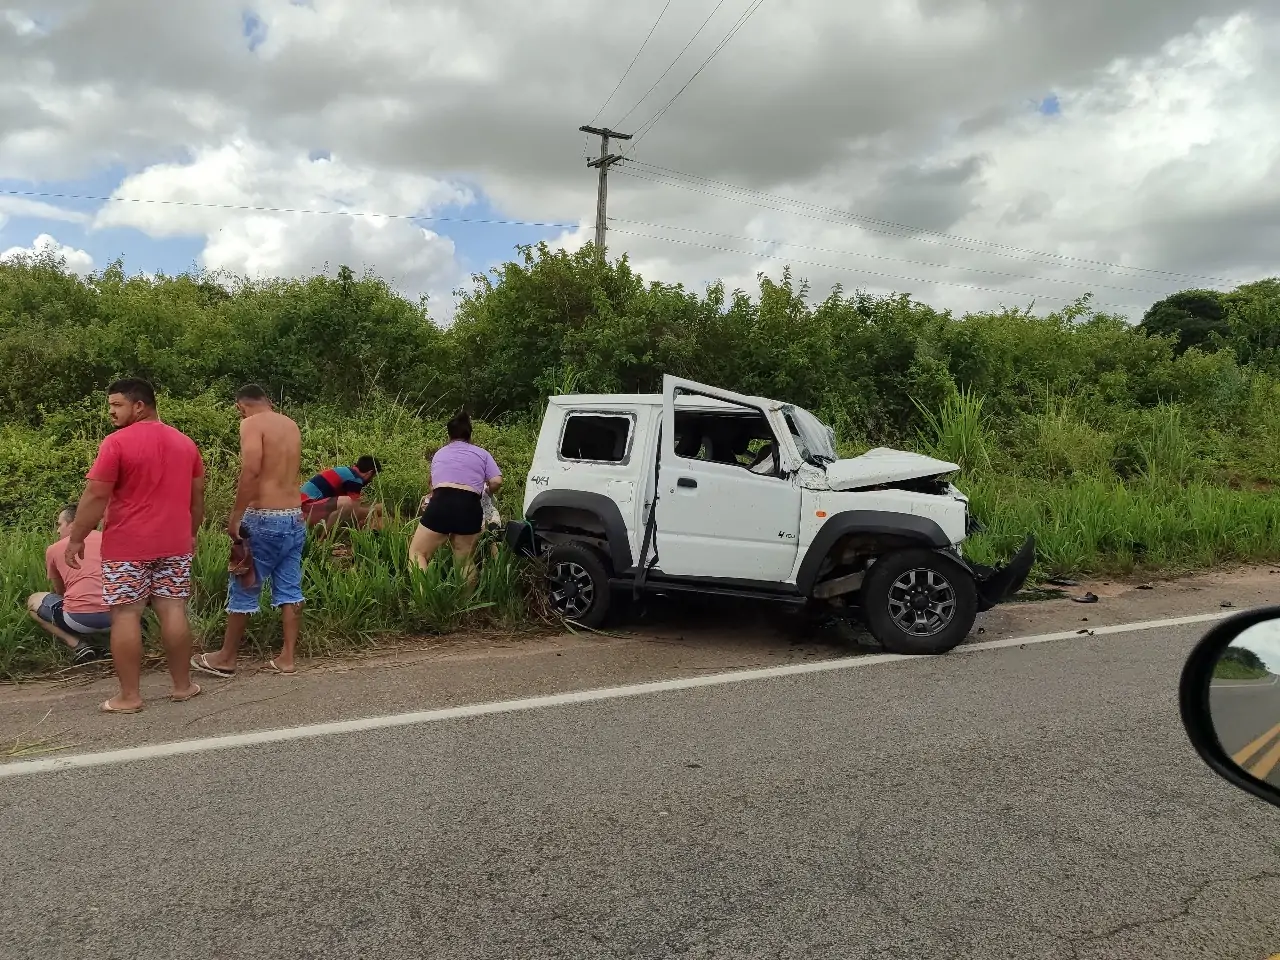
[430,441,500,494]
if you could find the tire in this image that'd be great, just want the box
[545,543,612,629]
[861,548,977,655]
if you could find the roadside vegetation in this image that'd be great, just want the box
[1213,646,1272,681]
[2,244,1280,677]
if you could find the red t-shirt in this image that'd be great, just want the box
[87,420,205,562]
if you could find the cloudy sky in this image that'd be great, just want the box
[1,0,1277,320]
[1231,621,1280,673]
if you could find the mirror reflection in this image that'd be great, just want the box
[1210,619,1280,787]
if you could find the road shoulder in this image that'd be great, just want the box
[3,564,1277,763]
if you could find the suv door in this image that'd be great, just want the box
[655,376,803,584]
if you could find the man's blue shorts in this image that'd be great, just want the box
[226,508,306,614]
[36,594,111,634]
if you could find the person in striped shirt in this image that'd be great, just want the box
[300,456,384,531]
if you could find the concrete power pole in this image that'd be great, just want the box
[579,125,632,262]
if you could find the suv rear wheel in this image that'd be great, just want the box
[545,543,612,629]
[861,548,977,655]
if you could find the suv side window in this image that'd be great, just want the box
[559,413,634,463]
[672,407,783,478]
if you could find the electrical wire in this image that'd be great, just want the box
[624,0,769,153]
[0,188,580,229]
[614,0,732,128]
[608,225,1136,308]
[607,217,1175,295]
[588,0,675,127]
[617,165,1172,283]
[621,161,1245,287]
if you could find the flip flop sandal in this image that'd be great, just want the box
[190,654,235,679]
[263,660,297,675]
[99,699,142,714]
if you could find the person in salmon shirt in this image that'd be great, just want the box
[26,502,112,664]
[64,378,205,714]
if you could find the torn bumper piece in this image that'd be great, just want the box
[971,534,1036,611]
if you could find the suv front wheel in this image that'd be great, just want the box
[861,549,977,655]
[544,543,612,629]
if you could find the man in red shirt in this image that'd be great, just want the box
[65,378,205,713]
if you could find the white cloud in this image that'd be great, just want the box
[0,0,1274,315]
[592,12,1280,317]
[1230,621,1280,673]
[0,194,87,222]
[92,139,472,310]
[0,232,93,273]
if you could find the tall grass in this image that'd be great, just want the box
[1022,396,1115,481]
[963,476,1280,576]
[0,530,49,680]
[914,388,992,475]
[0,523,536,679]
[9,386,1280,679]
[907,383,1280,577]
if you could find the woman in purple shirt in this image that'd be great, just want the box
[410,410,502,578]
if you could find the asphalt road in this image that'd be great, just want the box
[1210,675,1280,787]
[2,622,1279,960]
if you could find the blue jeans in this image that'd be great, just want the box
[226,508,306,614]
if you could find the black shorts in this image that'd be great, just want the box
[420,487,483,536]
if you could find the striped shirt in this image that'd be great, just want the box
[301,466,365,504]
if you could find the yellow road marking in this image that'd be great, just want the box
[1248,733,1280,781]
[1232,722,1280,767]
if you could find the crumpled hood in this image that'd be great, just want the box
[823,447,960,491]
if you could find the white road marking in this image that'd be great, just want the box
[1213,675,1280,689]
[0,608,1239,780]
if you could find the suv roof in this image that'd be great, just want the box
[548,393,774,412]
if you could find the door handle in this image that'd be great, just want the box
[677,477,697,488]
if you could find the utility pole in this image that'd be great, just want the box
[579,125,632,261]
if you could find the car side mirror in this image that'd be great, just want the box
[1180,607,1280,809]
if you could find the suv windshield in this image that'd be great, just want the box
[782,405,838,466]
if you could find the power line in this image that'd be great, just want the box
[588,0,675,127]
[608,226,1135,309]
[625,0,769,153]
[608,217,1174,295]
[616,165,1174,284]
[614,0,732,128]
[620,161,1246,287]
[0,188,580,229]
[0,186,1140,308]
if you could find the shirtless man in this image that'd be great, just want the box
[192,384,306,678]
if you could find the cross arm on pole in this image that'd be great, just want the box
[578,125,634,140]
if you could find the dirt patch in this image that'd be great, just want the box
[972,564,1280,643]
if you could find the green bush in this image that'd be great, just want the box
[5,244,1280,677]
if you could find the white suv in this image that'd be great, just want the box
[506,375,1035,654]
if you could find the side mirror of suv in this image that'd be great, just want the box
[1181,606,1280,810]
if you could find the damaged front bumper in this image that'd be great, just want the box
[967,534,1036,611]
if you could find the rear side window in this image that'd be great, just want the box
[559,414,633,463]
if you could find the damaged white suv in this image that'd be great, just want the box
[506,375,1035,654]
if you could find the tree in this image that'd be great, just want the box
[1138,290,1229,355]
[1222,279,1280,369]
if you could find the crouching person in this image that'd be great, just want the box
[26,503,111,664]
